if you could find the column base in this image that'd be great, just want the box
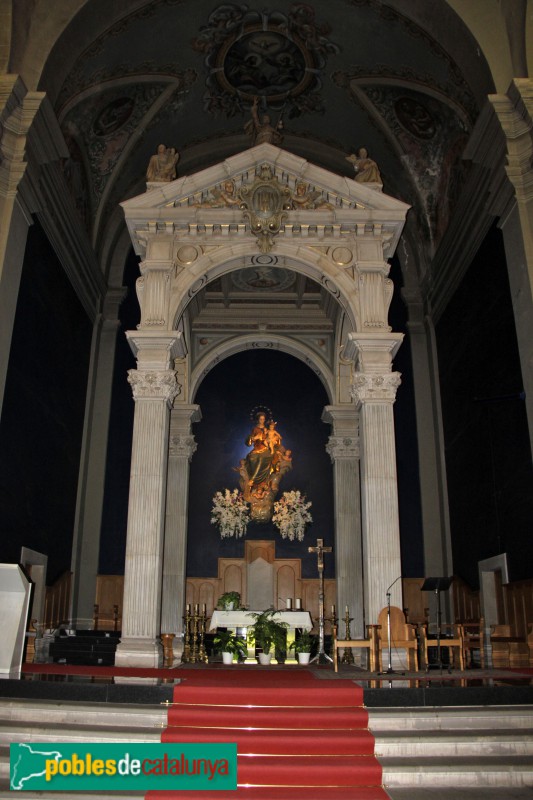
[114,637,163,682]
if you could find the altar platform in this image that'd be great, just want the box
[1,664,533,799]
[1,662,532,707]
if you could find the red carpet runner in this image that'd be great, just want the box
[145,668,389,800]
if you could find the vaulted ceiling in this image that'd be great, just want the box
[37,0,495,263]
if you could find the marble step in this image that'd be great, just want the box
[0,699,167,729]
[374,728,533,757]
[387,789,533,800]
[0,719,162,745]
[380,755,533,788]
[2,699,532,731]
[368,705,533,731]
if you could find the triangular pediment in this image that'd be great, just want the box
[122,144,410,257]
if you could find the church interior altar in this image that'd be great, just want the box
[209,609,313,664]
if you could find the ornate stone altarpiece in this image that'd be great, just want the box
[117,144,409,669]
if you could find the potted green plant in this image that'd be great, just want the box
[247,608,289,664]
[289,630,316,665]
[216,591,241,611]
[213,629,248,664]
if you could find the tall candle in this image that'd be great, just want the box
[331,605,336,616]
[286,598,292,610]
[295,598,302,610]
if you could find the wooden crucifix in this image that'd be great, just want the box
[308,538,333,663]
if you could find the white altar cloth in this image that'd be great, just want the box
[209,610,313,631]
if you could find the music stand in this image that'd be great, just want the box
[421,577,453,672]
[378,576,404,676]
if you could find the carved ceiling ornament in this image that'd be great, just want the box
[238,164,292,253]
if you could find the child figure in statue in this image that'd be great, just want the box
[265,420,282,454]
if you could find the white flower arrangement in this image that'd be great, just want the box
[272,490,312,541]
[211,488,250,539]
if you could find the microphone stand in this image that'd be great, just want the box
[378,576,404,676]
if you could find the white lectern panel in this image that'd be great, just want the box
[0,564,31,679]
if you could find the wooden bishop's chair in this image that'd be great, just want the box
[332,624,379,673]
[377,605,419,672]
[419,623,464,671]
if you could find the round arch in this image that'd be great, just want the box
[190,333,335,404]
[171,242,361,334]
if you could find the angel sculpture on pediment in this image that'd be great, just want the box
[346,147,382,185]
[193,179,241,208]
[290,181,334,210]
[146,144,179,182]
[244,96,284,146]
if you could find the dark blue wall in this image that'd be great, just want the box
[436,225,533,588]
[187,349,336,578]
[0,219,92,583]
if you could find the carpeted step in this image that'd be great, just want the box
[161,725,376,754]
[167,703,369,729]
[172,679,363,708]
[154,672,386,800]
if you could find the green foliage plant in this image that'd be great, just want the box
[247,608,289,655]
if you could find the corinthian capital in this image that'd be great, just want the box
[169,434,197,460]
[127,370,181,405]
[350,372,402,404]
[326,435,360,462]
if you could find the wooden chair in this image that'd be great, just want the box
[376,606,418,672]
[332,624,379,673]
[419,623,464,671]
[456,618,485,669]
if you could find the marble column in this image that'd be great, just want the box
[70,291,124,627]
[344,331,403,625]
[401,288,454,621]
[115,333,183,670]
[322,405,364,639]
[0,78,41,415]
[350,363,403,624]
[490,80,533,453]
[161,404,201,663]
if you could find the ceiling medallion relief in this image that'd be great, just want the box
[193,4,339,118]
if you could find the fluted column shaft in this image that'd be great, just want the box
[322,406,364,637]
[161,404,201,661]
[115,333,183,669]
[352,373,403,624]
